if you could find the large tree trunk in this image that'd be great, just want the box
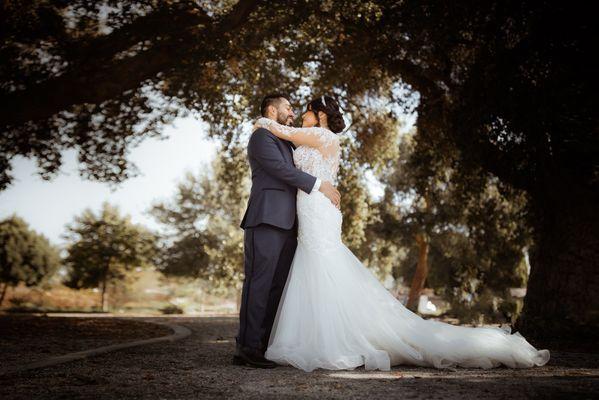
[515,182,599,342]
[407,233,430,311]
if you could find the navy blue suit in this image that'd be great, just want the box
[237,127,317,353]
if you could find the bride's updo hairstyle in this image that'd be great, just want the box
[307,95,346,133]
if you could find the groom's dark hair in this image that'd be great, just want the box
[261,93,290,117]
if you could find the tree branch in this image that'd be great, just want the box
[0,0,259,127]
[62,6,211,65]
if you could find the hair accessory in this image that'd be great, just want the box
[321,96,327,106]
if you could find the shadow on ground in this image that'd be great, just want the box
[0,315,597,399]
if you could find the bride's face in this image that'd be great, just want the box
[301,104,319,127]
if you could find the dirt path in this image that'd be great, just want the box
[0,314,174,373]
[1,315,597,399]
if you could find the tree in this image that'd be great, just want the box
[149,146,248,294]
[63,202,158,311]
[0,215,61,306]
[0,0,260,189]
[375,2,598,340]
[2,1,596,339]
[374,129,533,319]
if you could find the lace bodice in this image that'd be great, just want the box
[293,145,339,184]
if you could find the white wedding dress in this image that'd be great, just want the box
[258,119,550,372]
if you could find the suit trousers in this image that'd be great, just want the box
[236,222,298,353]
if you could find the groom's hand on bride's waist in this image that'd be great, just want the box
[319,181,341,208]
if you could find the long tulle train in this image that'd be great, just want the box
[265,241,550,372]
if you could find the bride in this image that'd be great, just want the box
[252,95,550,372]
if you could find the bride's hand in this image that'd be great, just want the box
[255,120,286,138]
[253,117,267,130]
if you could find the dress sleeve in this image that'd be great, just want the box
[255,117,338,150]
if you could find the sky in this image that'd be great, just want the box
[0,116,219,247]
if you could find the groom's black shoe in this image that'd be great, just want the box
[232,346,277,368]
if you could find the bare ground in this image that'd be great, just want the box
[0,314,597,399]
[0,314,173,373]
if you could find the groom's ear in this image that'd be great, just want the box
[265,105,277,118]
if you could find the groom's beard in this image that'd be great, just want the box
[276,113,294,126]
[276,116,291,126]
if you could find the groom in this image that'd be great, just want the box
[233,93,340,368]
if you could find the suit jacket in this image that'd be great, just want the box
[240,127,317,230]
